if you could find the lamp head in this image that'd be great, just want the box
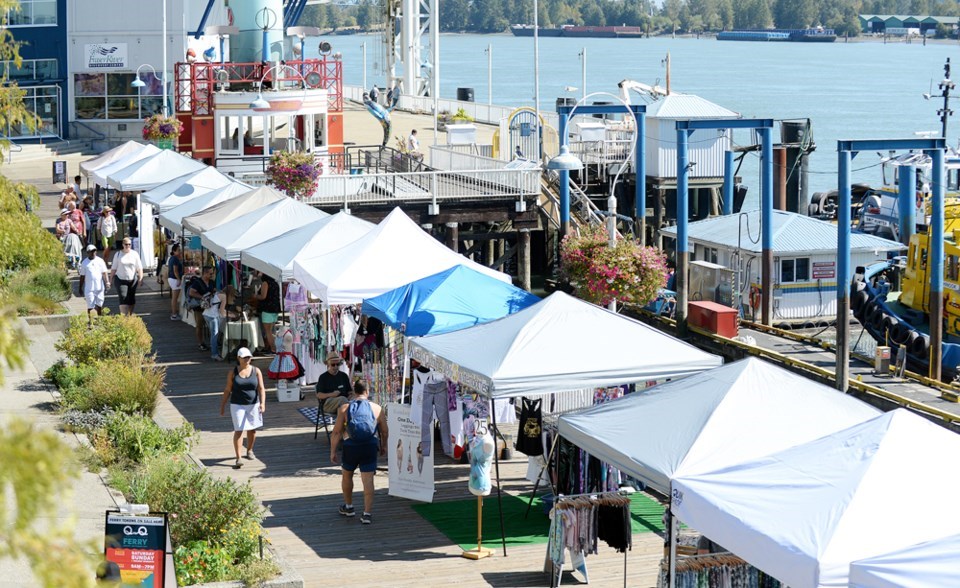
[546,144,584,171]
[131,77,145,89]
[250,94,270,110]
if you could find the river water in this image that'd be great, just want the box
[321,33,959,198]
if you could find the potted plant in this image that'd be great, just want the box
[437,109,451,131]
[141,114,182,150]
[265,151,322,200]
[451,107,474,124]
[560,225,668,308]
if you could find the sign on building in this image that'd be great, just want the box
[85,43,127,69]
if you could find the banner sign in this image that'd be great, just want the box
[387,403,435,502]
[85,43,127,69]
[104,512,167,587]
[812,261,836,279]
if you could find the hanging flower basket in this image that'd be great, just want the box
[266,151,322,200]
[142,114,182,148]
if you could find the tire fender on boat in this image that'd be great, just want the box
[891,321,910,344]
[861,301,877,324]
[852,291,869,316]
[865,304,883,328]
[881,315,897,336]
[870,308,886,331]
[911,333,931,356]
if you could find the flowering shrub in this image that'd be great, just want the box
[560,225,668,308]
[141,114,182,141]
[266,150,322,200]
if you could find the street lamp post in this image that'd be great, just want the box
[533,0,541,161]
[131,64,163,117]
[579,48,586,102]
[485,44,493,105]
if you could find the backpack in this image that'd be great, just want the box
[346,399,377,442]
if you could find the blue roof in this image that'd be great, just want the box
[361,265,540,336]
[660,210,904,254]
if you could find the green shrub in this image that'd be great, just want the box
[0,211,64,272]
[56,315,153,364]
[45,359,96,392]
[0,176,39,214]
[2,266,70,315]
[174,540,233,585]
[109,457,265,556]
[85,358,164,415]
[97,412,194,464]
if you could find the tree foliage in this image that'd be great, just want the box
[297,0,960,35]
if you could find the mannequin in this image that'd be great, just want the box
[468,425,495,496]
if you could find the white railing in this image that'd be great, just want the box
[429,145,509,171]
[302,167,541,208]
[342,84,560,129]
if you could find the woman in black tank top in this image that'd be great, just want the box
[219,348,266,469]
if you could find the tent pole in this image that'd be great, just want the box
[490,399,508,557]
[668,497,677,588]
[525,433,560,518]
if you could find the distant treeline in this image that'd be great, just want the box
[299,0,960,37]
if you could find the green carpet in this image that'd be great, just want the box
[412,492,665,552]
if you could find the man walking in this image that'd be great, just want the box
[330,381,388,524]
[78,244,109,325]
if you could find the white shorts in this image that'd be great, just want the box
[85,289,105,309]
[230,403,263,432]
[168,278,181,290]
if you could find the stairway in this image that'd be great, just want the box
[6,139,94,162]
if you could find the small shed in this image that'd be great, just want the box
[661,210,903,322]
[644,92,739,180]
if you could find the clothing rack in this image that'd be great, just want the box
[548,489,632,588]
[657,551,784,588]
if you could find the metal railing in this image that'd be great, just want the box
[429,145,511,171]
[302,167,541,208]
[70,120,106,141]
[342,85,560,128]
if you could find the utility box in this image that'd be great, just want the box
[446,123,477,145]
[688,301,739,338]
[574,121,606,143]
[690,260,736,307]
[875,346,891,375]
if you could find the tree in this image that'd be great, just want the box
[773,0,815,29]
[0,0,36,157]
[355,0,378,31]
[325,3,342,31]
[441,0,471,31]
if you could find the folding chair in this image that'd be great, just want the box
[313,400,337,441]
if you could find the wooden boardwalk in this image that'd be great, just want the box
[121,279,665,587]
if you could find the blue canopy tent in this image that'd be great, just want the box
[361,265,540,336]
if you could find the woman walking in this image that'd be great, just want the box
[219,347,266,469]
[109,237,143,316]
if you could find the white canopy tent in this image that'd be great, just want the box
[89,144,161,186]
[141,166,238,212]
[292,207,511,305]
[672,409,960,588]
[557,357,881,495]
[181,186,286,235]
[849,533,960,588]
[107,150,208,192]
[243,212,375,281]
[201,199,329,262]
[159,182,254,233]
[79,140,148,178]
[406,291,722,398]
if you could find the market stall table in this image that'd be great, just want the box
[221,318,263,358]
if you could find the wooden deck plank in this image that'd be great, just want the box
[124,279,663,587]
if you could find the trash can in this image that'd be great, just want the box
[52,160,67,184]
[456,87,475,102]
[875,346,891,375]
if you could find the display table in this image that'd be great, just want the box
[221,319,262,358]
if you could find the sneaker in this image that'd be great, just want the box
[170,314,181,321]
[360,513,372,525]
[245,450,255,460]
[233,459,242,469]
[199,343,209,351]
[338,504,355,517]
[212,355,224,362]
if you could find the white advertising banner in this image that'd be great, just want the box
[387,403,434,503]
[85,43,127,70]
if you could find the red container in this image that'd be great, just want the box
[687,301,739,338]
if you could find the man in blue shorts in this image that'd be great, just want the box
[330,382,388,524]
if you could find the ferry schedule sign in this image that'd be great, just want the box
[104,512,167,587]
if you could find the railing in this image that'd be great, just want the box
[70,120,106,141]
[342,84,560,128]
[429,145,518,172]
[2,139,21,164]
[302,168,541,208]
[568,137,633,167]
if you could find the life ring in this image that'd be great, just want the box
[749,285,761,311]
[911,333,930,356]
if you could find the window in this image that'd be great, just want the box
[74,72,163,120]
[6,0,57,25]
[3,59,57,82]
[5,85,58,138]
[780,257,810,283]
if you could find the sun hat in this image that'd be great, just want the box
[59,208,69,215]
[86,244,97,251]
[102,205,112,211]
[325,351,343,364]
[237,347,253,359]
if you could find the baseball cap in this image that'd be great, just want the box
[237,347,253,359]
[86,244,97,251]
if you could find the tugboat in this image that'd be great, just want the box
[854,232,960,382]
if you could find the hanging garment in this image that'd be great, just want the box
[515,397,544,456]
[420,379,452,457]
[491,397,516,425]
[409,366,434,426]
[268,350,304,380]
[596,503,631,553]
